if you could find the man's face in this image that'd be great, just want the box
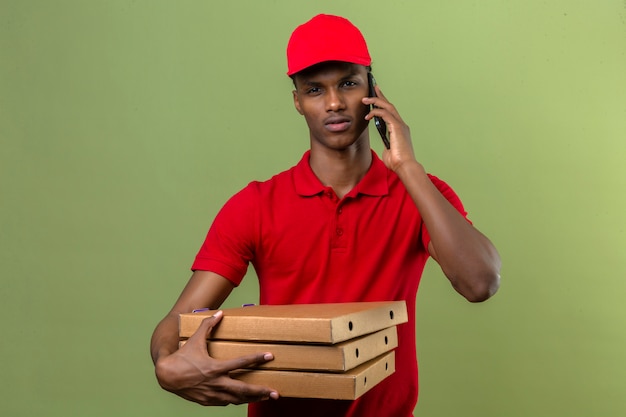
[292,62,370,150]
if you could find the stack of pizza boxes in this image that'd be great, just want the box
[179,301,408,400]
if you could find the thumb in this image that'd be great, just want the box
[186,310,223,347]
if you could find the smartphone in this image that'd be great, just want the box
[367,72,390,149]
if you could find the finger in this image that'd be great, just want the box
[188,374,279,405]
[366,104,405,131]
[365,106,385,119]
[374,84,388,101]
[219,377,280,404]
[365,107,396,126]
[364,96,399,118]
[213,351,275,373]
[177,388,237,407]
[370,86,405,120]
[362,95,387,109]
[187,311,224,346]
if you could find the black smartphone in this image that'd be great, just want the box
[367,72,390,149]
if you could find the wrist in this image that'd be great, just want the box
[394,159,426,179]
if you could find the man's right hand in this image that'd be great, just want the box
[154,310,279,406]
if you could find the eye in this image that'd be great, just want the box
[305,87,322,95]
[340,80,357,88]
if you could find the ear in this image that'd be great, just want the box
[292,90,304,115]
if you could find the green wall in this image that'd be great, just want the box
[1,1,625,416]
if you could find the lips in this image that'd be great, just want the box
[324,116,352,132]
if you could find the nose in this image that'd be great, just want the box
[325,88,346,112]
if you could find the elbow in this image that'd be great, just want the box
[457,270,501,303]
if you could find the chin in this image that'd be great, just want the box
[323,137,368,152]
[311,126,369,150]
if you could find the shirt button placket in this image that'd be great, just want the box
[334,201,346,248]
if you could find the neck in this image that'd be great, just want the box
[309,140,372,199]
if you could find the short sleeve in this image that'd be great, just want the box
[191,183,260,286]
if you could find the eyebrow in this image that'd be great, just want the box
[299,70,361,87]
[301,79,322,87]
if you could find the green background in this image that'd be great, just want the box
[1,1,625,416]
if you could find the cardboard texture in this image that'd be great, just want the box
[179,301,408,343]
[230,351,395,400]
[179,326,398,372]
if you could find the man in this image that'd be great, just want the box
[150,14,501,417]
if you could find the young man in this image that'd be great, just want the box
[150,14,501,417]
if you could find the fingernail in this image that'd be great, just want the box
[264,353,274,361]
[270,391,279,400]
[212,310,223,319]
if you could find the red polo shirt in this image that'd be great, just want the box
[192,150,468,417]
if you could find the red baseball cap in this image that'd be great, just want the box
[286,14,372,76]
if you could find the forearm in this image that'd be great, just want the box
[396,160,501,302]
[364,87,500,300]
[151,313,181,364]
[151,271,236,364]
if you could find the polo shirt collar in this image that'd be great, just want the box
[294,150,389,197]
